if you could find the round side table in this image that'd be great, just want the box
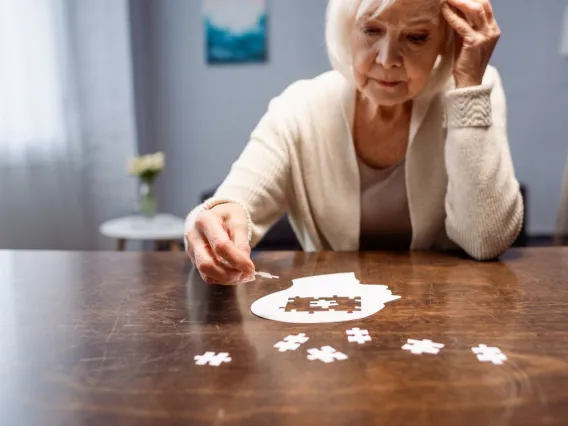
[99,214,186,251]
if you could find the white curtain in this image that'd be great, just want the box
[0,0,138,250]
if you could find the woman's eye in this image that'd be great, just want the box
[363,27,383,36]
[407,34,429,45]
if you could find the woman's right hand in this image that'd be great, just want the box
[185,202,255,285]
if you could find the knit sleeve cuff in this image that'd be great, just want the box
[443,84,493,129]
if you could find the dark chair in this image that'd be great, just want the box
[200,183,529,250]
[514,184,528,247]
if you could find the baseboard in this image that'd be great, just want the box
[526,234,566,247]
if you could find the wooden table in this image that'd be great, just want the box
[1,248,567,426]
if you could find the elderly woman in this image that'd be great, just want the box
[185,0,523,285]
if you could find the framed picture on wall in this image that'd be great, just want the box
[204,0,268,64]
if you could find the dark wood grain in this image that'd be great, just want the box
[1,248,567,426]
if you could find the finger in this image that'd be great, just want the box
[201,272,246,286]
[201,274,214,285]
[184,234,191,256]
[184,227,201,262]
[446,0,487,29]
[442,3,475,38]
[473,0,494,21]
[195,211,251,272]
[226,215,254,272]
[188,227,240,283]
[475,0,500,37]
[193,240,244,285]
[201,273,243,286]
[213,204,251,254]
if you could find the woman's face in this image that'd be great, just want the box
[350,0,447,106]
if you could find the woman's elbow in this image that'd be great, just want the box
[449,199,524,261]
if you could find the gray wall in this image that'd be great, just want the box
[131,0,568,235]
[491,0,568,234]
[131,0,330,218]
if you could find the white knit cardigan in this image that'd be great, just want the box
[187,65,523,260]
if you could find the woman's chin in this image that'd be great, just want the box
[365,91,409,107]
[363,81,411,106]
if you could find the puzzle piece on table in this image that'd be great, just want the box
[194,352,232,366]
[279,297,306,313]
[346,327,372,344]
[279,295,362,314]
[401,339,445,355]
[471,344,508,365]
[252,272,400,324]
[306,346,348,363]
[329,296,362,313]
[255,271,279,279]
[309,299,339,310]
[273,333,310,352]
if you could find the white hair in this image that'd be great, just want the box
[325,0,455,97]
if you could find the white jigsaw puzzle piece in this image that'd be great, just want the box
[471,344,508,365]
[306,346,348,363]
[274,340,301,352]
[346,327,372,344]
[251,272,400,324]
[194,352,232,366]
[255,271,279,279]
[401,339,445,355]
[309,299,339,310]
[273,333,310,352]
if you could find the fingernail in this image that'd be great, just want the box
[234,273,252,284]
[242,274,255,283]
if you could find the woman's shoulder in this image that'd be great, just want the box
[255,71,352,151]
[282,70,349,93]
[270,70,351,111]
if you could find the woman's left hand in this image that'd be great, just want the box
[442,0,501,88]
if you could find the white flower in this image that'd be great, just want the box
[127,152,165,177]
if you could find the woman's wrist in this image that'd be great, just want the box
[454,77,483,89]
[444,84,493,129]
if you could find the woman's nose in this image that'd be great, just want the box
[376,37,402,69]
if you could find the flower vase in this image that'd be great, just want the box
[139,180,157,218]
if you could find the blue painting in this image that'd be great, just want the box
[204,0,267,64]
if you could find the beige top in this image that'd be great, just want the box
[358,157,412,250]
[186,65,523,260]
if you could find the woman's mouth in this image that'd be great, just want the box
[378,80,402,88]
